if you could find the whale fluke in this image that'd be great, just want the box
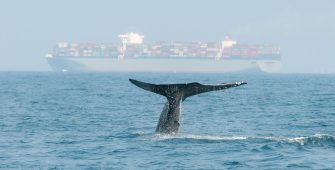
[129,79,246,134]
[129,79,246,99]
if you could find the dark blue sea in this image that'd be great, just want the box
[0,72,334,169]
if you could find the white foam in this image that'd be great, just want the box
[287,136,308,145]
[314,133,334,138]
[130,131,146,135]
[153,133,248,141]
[281,133,335,145]
[134,132,334,145]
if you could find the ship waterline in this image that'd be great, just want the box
[46,57,281,73]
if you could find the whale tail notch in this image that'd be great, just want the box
[129,79,246,100]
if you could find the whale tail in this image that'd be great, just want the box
[130,78,247,134]
[129,79,246,100]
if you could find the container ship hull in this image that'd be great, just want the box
[47,32,281,73]
[46,56,281,73]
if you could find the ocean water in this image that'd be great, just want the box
[0,72,334,169]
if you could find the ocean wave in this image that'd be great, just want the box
[284,133,335,146]
[136,133,335,146]
[154,133,248,141]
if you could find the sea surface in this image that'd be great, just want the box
[0,72,334,169]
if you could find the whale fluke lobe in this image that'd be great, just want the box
[183,81,247,99]
[129,79,170,97]
[129,79,246,134]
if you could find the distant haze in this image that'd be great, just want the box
[1,0,334,73]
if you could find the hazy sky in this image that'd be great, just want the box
[1,0,335,73]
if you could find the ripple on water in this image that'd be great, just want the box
[1,73,335,169]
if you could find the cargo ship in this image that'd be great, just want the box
[46,32,281,73]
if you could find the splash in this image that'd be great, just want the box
[153,133,248,141]
[134,132,335,146]
[285,133,335,146]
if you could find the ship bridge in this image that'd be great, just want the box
[118,32,144,59]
